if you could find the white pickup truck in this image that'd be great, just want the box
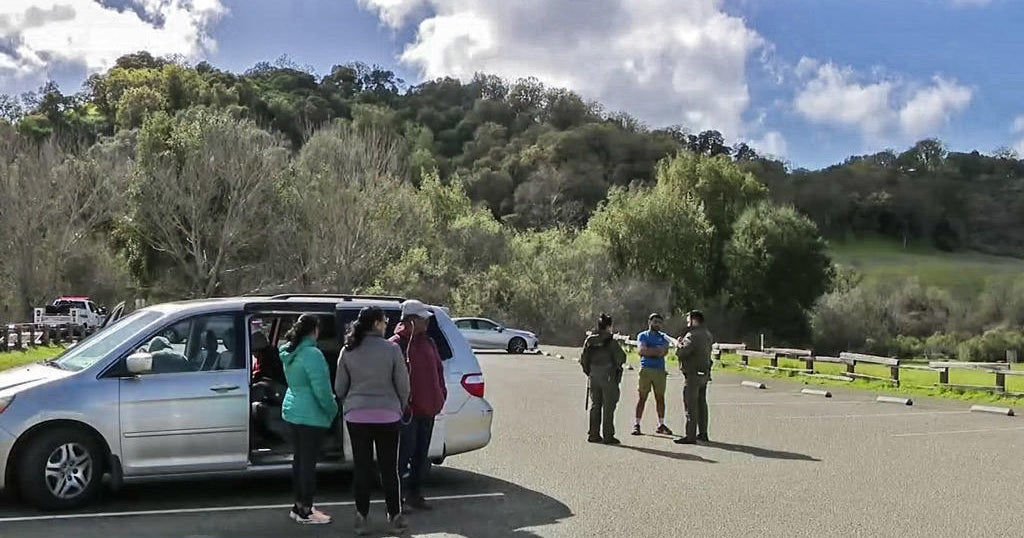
[33,296,107,328]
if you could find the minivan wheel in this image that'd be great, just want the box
[19,428,103,510]
[508,337,527,355]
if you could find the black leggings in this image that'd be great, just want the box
[289,423,327,514]
[347,421,402,518]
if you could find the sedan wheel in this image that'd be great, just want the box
[508,337,527,355]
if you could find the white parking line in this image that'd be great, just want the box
[891,426,1024,438]
[0,492,505,523]
[775,411,971,420]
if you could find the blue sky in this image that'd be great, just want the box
[1,0,1022,169]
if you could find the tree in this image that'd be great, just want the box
[124,109,288,297]
[725,204,834,341]
[285,121,422,293]
[0,125,127,315]
[655,152,768,292]
[588,180,713,311]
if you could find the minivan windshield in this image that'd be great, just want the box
[53,310,163,371]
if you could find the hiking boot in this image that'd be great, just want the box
[353,512,369,536]
[389,513,410,534]
[674,437,697,445]
[631,425,642,436]
[603,437,621,445]
[656,424,674,436]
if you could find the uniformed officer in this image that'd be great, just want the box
[581,314,627,445]
[674,310,714,445]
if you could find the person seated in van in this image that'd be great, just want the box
[146,336,191,373]
[252,331,287,388]
[201,330,220,370]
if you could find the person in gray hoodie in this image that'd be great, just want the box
[335,306,412,536]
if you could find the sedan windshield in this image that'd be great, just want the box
[53,310,163,371]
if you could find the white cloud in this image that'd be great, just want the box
[793,60,895,138]
[898,77,972,138]
[360,0,764,138]
[0,0,225,92]
[794,58,972,142]
[749,130,787,159]
[1012,115,1024,134]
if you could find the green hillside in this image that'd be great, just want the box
[829,238,1024,292]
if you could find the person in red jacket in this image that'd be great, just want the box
[390,299,447,511]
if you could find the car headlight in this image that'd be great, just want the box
[0,396,13,414]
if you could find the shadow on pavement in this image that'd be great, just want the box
[609,444,718,463]
[0,467,573,538]
[704,441,821,462]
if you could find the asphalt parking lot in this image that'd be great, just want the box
[1,349,1022,537]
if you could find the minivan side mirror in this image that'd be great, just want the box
[126,353,154,375]
[496,326,505,333]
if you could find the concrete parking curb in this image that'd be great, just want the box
[970,405,1015,416]
[876,396,913,406]
[741,380,767,389]
[801,388,832,398]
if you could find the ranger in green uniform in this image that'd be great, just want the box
[674,310,714,445]
[581,314,627,445]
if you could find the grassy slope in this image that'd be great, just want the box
[0,346,66,371]
[829,237,1024,291]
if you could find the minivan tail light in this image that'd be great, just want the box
[461,374,485,398]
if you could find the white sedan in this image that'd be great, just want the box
[453,317,539,354]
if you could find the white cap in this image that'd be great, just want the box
[400,299,433,319]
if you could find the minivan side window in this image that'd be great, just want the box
[337,308,453,361]
[134,314,244,375]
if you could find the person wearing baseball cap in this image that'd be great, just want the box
[633,313,673,436]
[390,299,446,511]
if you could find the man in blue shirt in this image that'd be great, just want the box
[633,313,673,436]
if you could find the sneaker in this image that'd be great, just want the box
[290,508,332,525]
[587,435,603,443]
[354,512,369,536]
[405,496,432,511]
[674,437,697,445]
[656,424,674,436]
[603,437,621,445]
[631,425,642,436]
[389,513,410,534]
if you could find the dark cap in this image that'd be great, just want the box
[648,313,663,321]
[687,310,705,323]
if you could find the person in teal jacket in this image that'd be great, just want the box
[280,314,338,525]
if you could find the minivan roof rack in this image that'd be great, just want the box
[267,293,407,303]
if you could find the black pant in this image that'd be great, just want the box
[347,421,402,518]
[289,423,327,513]
[399,416,434,498]
[683,376,710,440]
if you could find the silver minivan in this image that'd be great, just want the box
[0,295,493,510]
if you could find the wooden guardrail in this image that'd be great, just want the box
[716,345,1022,394]
[3,323,91,351]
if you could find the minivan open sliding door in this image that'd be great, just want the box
[244,301,347,461]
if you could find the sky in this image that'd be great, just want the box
[1,0,1022,169]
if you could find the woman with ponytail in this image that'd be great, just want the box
[334,307,411,535]
[279,314,338,524]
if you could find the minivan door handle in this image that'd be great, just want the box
[209,384,240,393]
